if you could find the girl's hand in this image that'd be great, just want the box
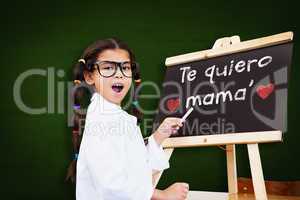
[161,182,189,200]
[153,117,183,145]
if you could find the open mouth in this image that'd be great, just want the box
[112,83,124,93]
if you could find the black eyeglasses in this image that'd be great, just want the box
[94,60,135,78]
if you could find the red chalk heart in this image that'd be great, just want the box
[166,98,180,112]
[256,84,274,100]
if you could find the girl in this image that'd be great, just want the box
[73,38,189,200]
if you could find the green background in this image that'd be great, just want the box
[1,0,299,199]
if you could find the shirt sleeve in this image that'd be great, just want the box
[146,134,170,171]
[82,121,153,200]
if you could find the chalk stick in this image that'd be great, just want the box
[180,107,194,123]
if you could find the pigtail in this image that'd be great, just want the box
[131,62,143,125]
[66,58,89,184]
[73,59,86,84]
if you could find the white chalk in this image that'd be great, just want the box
[180,107,194,123]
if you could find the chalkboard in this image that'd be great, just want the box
[153,40,293,137]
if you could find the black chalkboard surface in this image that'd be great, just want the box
[153,41,293,137]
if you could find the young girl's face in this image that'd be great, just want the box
[85,48,132,105]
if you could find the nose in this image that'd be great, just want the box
[114,66,123,78]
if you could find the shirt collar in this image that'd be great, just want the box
[90,92,122,112]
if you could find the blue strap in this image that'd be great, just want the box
[73,104,80,110]
[132,100,139,107]
[73,153,79,160]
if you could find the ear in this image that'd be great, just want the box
[83,71,95,85]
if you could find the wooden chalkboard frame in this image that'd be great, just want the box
[165,32,293,67]
[154,32,294,200]
[162,130,282,148]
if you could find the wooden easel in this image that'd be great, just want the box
[153,32,293,200]
[153,131,282,200]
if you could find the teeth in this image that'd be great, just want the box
[113,83,123,86]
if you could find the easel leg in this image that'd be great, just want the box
[153,148,174,188]
[226,144,238,194]
[247,143,268,200]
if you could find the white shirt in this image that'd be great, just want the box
[76,92,169,200]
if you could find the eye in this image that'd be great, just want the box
[100,63,115,70]
[122,66,131,71]
[122,63,132,71]
[103,66,114,70]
